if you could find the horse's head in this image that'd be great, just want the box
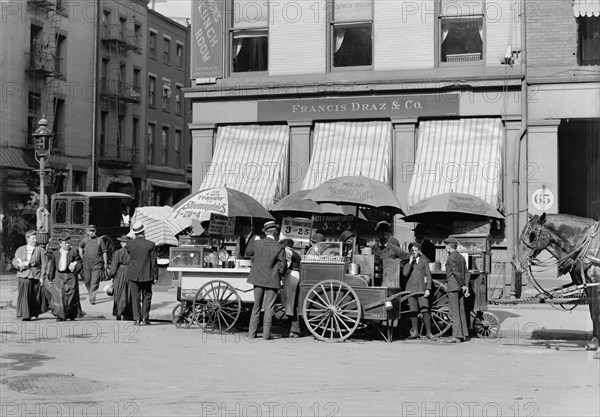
[514,213,552,272]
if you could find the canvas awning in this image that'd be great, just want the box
[407,118,504,210]
[0,147,32,170]
[98,175,133,192]
[301,121,393,190]
[573,0,600,17]
[200,125,289,210]
[148,179,190,189]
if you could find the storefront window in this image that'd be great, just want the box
[330,0,373,69]
[578,16,600,66]
[231,0,268,73]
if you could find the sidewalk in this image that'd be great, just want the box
[1,272,594,341]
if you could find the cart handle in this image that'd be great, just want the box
[363,290,416,311]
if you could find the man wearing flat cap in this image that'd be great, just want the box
[371,221,408,261]
[444,237,470,342]
[126,222,158,326]
[246,221,287,340]
[78,224,108,305]
[48,236,84,321]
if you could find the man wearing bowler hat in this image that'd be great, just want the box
[78,224,108,305]
[371,221,407,261]
[246,221,287,340]
[444,237,470,342]
[126,222,158,326]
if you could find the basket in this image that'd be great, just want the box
[301,255,347,264]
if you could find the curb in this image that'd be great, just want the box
[529,329,593,341]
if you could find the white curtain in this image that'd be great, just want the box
[232,38,243,58]
[334,29,345,53]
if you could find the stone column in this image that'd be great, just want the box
[189,123,216,191]
[288,121,312,194]
[392,118,418,248]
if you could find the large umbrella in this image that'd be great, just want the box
[169,187,274,222]
[272,189,367,220]
[303,175,405,215]
[130,206,191,246]
[402,192,504,223]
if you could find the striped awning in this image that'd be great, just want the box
[573,0,600,17]
[0,147,31,170]
[200,125,289,210]
[301,121,392,190]
[131,206,191,246]
[407,118,504,210]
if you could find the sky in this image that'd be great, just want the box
[150,0,193,20]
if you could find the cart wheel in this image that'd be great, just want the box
[473,311,500,338]
[171,302,195,329]
[420,279,452,337]
[193,280,241,333]
[302,280,362,342]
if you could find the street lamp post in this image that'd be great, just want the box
[32,116,53,239]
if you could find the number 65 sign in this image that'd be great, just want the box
[531,186,555,212]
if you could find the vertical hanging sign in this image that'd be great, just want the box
[191,0,224,81]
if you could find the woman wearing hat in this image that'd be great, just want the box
[46,236,84,321]
[109,235,133,321]
[12,230,46,320]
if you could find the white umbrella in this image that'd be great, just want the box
[130,206,191,245]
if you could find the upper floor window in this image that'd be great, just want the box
[578,16,600,66]
[149,31,157,59]
[147,123,155,163]
[175,85,182,115]
[162,81,171,112]
[176,42,184,68]
[148,75,156,106]
[330,0,373,69]
[163,37,171,64]
[438,0,484,65]
[231,0,268,73]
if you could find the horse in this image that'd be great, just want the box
[515,212,600,351]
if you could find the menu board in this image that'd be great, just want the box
[208,214,235,236]
[280,217,312,248]
[311,215,354,239]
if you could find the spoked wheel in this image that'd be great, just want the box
[302,280,362,342]
[193,280,241,333]
[420,279,452,337]
[472,311,500,338]
[171,302,195,328]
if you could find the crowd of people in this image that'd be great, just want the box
[243,219,471,343]
[12,221,157,326]
[13,218,470,343]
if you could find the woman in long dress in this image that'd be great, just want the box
[12,230,46,320]
[47,235,84,321]
[109,235,132,320]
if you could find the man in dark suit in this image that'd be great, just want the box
[236,222,257,258]
[371,221,408,261]
[246,221,287,340]
[444,237,470,342]
[126,222,158,326]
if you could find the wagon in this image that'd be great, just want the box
[298,250,500,342]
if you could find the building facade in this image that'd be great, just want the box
[185,0,599,297]
[145,8,191,206]
[95,0,148,208]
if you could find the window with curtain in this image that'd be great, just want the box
[438,0,484,64]
[578,16,600,66]
[330,0,373,69]
[231,0,268,72]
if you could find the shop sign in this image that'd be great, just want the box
[191,0,224,80]
[280,217,312,248]
[531,186,555,212]
[208,214,235,235]
[257,93,459,122]
[311,215,354,238]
